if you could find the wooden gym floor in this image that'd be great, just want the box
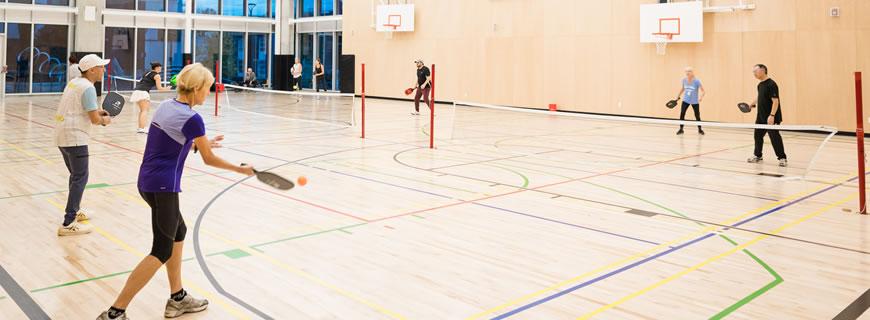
[0,92,868,319]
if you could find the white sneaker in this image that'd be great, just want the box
[165,294,209,318]
[747,156,763,163]
[75,210,91,222]
[57,221,93,236]
[136,128,148,134]
[96,311,129,320]
[779,159,788,167]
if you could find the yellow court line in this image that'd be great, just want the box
[111,188,409,320]
[575,193,857,320]
[45,198,252,320]
[464,173,854,320]
[203,230,410,320]
[0,138,52,165]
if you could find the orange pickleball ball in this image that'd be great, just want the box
[297,176,308,186]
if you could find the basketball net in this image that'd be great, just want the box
[654,34,671,55]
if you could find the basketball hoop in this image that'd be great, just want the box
[653,33,673,55]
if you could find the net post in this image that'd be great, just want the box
[361,63,366,139]
[214,59,221,117]
[106,63,112,92]
[856,71,866,214]
[429,64,435,149]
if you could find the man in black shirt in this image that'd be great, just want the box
[748,64,787,167]
[412,59,431,116]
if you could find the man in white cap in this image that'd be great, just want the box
[411,59,431,115]
[53,54,113,236]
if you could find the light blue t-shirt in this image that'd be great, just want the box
[682,78,702,105]
[81,87,98,112]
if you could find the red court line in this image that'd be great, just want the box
[3,111,369,222]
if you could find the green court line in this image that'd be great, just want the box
[222,249,252,259]
[488,165,529,188]
[85,183,111,189]
[338,229,353,234]
[411,214,426,219]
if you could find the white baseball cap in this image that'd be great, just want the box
[78,54,110,71]
[414,59,424,64]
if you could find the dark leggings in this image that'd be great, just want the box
[679,102,702,129]
[140,192,186,263]
[753,125,787,160]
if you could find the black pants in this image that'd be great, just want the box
[292,77,300,90]
[414,86,431,112]
[140,192,187,264]
[679,102,702,130]
[753,123,787,160]
[316,77,326,92]
[59,146,89,226]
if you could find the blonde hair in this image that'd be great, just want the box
[176,63,215,96]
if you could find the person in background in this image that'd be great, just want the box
[131,62,170,134]
[243,67,257,87]
[411,59,431,116]
[675,66,705,135]
[67,55,82,82]
[747,64,788,167]
[314,58,326,92]
[291,58,302,91]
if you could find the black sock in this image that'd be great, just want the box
[107,307,125,319]
[62,216,75,227]
[171,289,187,302]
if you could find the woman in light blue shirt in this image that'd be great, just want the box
[676,67,705,135]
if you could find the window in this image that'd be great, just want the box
[137,28,166,82]
[166,30,185,79]
[247,0,268,17]
[298,33,313,89]
[337,0,342,15]
[104,27,136,90]
[336,32,342,90]
[32,24,68,93]
[316,32,333,90]
[221,32,244,84]
[271,0,276,18]
[168,0,185,13]
[195,0,219,14]
[35,0,70,5]
[318,0,333,16]
[194,30,220,74]
[138,0,165,11]
[0,23,5,33]
[223,0,243,16]
[5,23,32,93]
[300,0,314,18]
[7,0,32,3]
[248,33,268,84]
[106,0,135,10]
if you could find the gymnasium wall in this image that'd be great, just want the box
[342,0,870,132]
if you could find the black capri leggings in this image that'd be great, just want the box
[140,192,187,263]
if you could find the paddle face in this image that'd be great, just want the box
[255,170,295,190]
[737,102,752,113]
[665,99,678,109]
[102,92,125,117]
[404,88,415,96]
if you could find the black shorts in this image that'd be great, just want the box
[140,192,187,262]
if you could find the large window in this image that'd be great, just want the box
[248,33,268,84]
[32,24,68,93]
[5,23,32,94]
[247,0,268,17]
[194,30,220,74]
[168,0,185,12]
[318,0,333,16]
[300,0,314,18]
[299,33,313,89]
[316,32,333,91]
[106,0,135,10]
[138,0,165,11]
[338,0,342,15]
[222,0,243,16]
[104,27,136,90]
[137,28,166,81]
[195,0,219,14]
[336,32,342,90]
[221,32,244,84]
[7,0,32,3]
[167,30,185,78]
[35,0,70,5]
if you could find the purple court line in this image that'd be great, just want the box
[490,174,860,319]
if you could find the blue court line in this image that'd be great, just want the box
[491,176,858,319]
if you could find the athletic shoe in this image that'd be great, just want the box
[747,156,763,163]
[58,221,93,236]
[411,111,420,116]
[779,159,788,167]
[698,129,705,135]
[165,294,209,318]
[96,311,129,320]
[676,129,684,135]
[75,210,91,222]
[136,128,148,134]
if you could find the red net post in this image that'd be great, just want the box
[362,63,366,139]
[857,72,866,214]
[106,63,112,92]
[429,64,435,149]
[214,60,221,117]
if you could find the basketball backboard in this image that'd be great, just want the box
[640,1,702,43]
[376,4,415,32]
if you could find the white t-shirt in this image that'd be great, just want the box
[292,63,302,78]
[54,78,99,147]
[67,64,82,82]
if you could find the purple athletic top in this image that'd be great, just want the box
[138,99,206,192]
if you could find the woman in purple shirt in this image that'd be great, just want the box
[97,63,254,320]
